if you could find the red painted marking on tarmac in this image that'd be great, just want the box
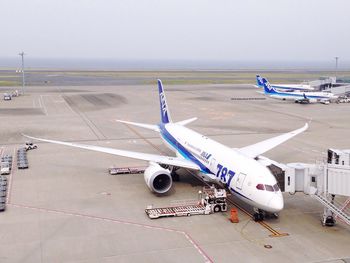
[9,203,213,263]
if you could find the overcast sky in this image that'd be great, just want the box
[1,0,350,62]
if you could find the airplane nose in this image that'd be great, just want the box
[268,195,284,212]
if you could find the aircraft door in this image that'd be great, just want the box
[236,172,247,190]
[210,158,217,171]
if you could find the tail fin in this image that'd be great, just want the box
[262,78,277,94]
[256,75,264,88]
[157,79,172,124]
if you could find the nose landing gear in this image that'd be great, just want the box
[253,209,265,222]
[253,212,265,222]
[253,209,279,221]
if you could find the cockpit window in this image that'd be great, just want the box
[273,183,280,191]
[256,184,265,190]
[265,184,274,192]
[257,183,280,192]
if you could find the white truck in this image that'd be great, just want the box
[25,142,38,151]
[3,93,11,101]
[0,162,10,175]
[145,186,227,219]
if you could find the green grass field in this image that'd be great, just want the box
[0,69,349,86]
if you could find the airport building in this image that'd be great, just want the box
[310,76,350,96]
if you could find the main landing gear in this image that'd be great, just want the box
[171,167,180,182]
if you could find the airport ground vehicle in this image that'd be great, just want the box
[25,142,37,151]
[0,162,10,175]
[17,162,28,169]
[1,155,12,162]
[109,166,145,175]
[145,187,227,219]
[17,148,29,169]
[3,93,11,101]
[0,176,7,182]
[336,96,350,103]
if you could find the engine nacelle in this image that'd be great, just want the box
[144,163,172,194]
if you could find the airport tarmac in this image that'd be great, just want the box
[0,83,350,263]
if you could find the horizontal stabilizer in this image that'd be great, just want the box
[176,117,197,126]
[116,120,160,132]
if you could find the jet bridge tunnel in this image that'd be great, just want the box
[265,149,350,226]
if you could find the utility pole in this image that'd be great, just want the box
[19,52,25,94]
[334,56,339,81]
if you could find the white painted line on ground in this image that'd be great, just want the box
[60,94,76,115]
[39,95,48,116]
[8,203,213,262]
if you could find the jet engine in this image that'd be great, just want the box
[144,163,172,194]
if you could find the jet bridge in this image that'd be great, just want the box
[265,149,350,227]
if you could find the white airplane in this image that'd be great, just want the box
[24,80,308,221]
[256,75,314,91]
[262,77,338,104]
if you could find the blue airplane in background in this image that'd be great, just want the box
[262,77,337,104]
[256,75,314,91]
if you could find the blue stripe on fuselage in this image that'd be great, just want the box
[159,124,253,201]
[159,124,211,174]
[272,92,328,99]
[272,85,307,91]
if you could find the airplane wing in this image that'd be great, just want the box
[238,123,308,158]
[22,134,200,170]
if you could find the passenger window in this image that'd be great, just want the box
[265,185,274,192]
[256,184,265,190]
[273,184,280,191]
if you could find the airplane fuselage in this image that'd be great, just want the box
[159,123,283,213]
[269,90,337,103]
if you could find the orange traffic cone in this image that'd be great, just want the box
[230,208,239,223]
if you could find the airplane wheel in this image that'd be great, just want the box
[214,205,221,213]
[253,213,264,222]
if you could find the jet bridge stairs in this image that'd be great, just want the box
[311,188,350,226]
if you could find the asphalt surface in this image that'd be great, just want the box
[0,82,349,263]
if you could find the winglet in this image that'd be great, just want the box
[158,79,172,124]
